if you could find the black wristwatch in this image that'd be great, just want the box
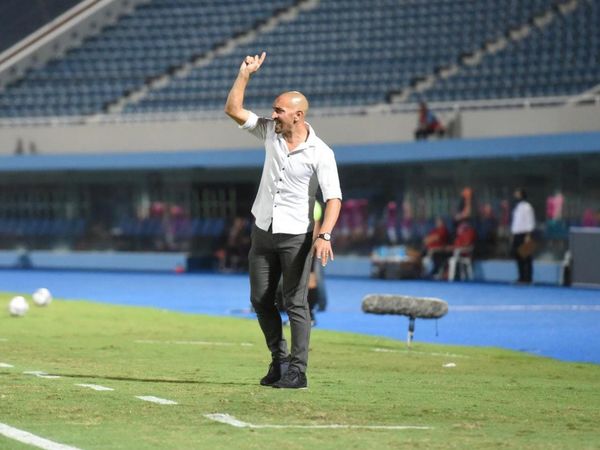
[317,232,331,241]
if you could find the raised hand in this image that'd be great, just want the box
[240,52,266,76]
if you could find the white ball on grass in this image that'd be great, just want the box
[9,296,29,317]
[32,288,52,307]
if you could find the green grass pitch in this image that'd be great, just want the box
[1,292,599,449]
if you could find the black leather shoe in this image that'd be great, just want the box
[272,367,307,389]
[260,357,290,386]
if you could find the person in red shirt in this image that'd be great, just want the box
[453,221,477,250]
[427,221,476,279]
[423,217,450,277]
[415,102,446,140]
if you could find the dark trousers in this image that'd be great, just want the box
[430,249,453,277]
[512,233,533,283]
[249,224,314,373]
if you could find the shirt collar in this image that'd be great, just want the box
[276,122,316,153]
[288,122,316,153]
[305,122,317,146]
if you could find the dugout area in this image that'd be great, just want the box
[0,132,598,268]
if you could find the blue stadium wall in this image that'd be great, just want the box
[1,131,599,172]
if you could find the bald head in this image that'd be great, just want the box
[277,91,309,115]
[271,91,311,136]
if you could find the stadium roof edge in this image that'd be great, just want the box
[0,131,599,172]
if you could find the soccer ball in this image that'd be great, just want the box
[32,288,52,307]
[8,296,29,317]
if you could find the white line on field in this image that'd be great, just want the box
[0,338,7,341]
[75,384,114,391]
[372,348,470,358]
[134,339,253,347]
[0,362,14,368]
[0,422,83,450]
[136,395,178,405]
[452,304,600,312]
[23,371,61,379]
[204,413,432,430]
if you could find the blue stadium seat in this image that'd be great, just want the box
[0,0,296,117]
[1,0,598,116]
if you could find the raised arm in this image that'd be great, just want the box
[224,52,266,125]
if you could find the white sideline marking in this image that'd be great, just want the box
[136,396,178,405]
[0,422,83,450]
[205,413,432,430]
[23,371,61,379]
[0,362,14,368]
[373,348,469,359]
[75,384,114,391]
[452,304,600,312]
[134,339,253,347]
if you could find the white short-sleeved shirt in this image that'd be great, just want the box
[240,111,342,234]
[511,201,536,234]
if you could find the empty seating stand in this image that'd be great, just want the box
[0,0,295,118]
[127,0,572,113]
[416,0,600,102]
[0,0,598,117]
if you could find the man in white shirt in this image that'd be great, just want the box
[225,52,342,389]
[511,188,536,284]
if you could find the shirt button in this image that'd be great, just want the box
[279,178,282,181]
[282,168,285,171]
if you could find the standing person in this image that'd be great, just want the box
[455,187,473,226]
[511,188,536,284]
[225,52,342,389]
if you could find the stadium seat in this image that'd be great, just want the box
[1,0,598,116]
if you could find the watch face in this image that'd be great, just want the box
[322,233,331,241]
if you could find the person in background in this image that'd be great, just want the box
[415,101,445,140]
[511,188,536,284]
[216,216,251,272]
[423,217,450,277]
[383,201,398,245]
[455,186,473,226]
[582,208,599,227]
[478,203,499,257]
[427,220,476,280]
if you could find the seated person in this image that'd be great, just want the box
[415,102,445,140]
[429,221,476,279]
[423,217,450,276]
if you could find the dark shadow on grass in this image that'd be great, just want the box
[52,373,253,386]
